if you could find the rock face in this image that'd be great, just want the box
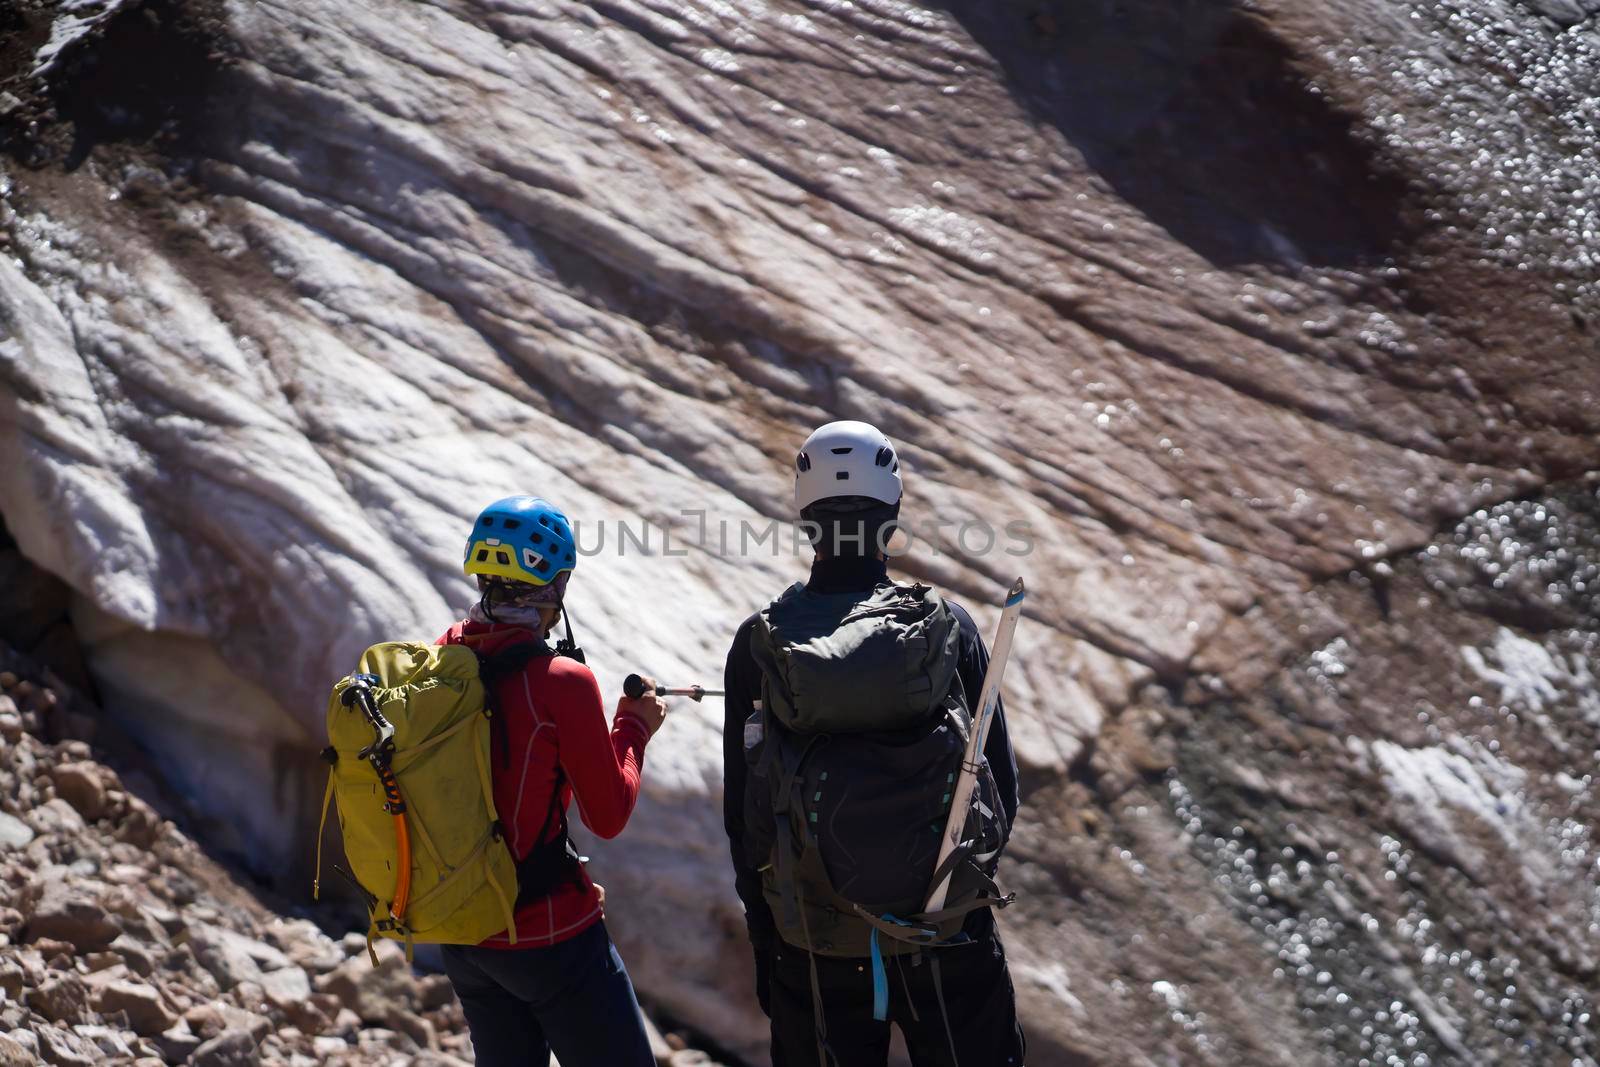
[1,0,1598,1063]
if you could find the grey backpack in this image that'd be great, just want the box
[745,581,1011,960]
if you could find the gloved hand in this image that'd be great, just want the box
[754,946,774,1017]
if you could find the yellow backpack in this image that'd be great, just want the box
[314,641,532,961]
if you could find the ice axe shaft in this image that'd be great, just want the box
[623,673,724,702]
[339,673,412,924]
[925,576,1026,915]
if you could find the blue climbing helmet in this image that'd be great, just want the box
[463,496,578,588]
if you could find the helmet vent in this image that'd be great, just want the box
[530,532,542,545]
[476,549,489,562]
[892,460,899,472]
[875,446,893,467]
[830,446,853,455]
[496,551,510,565]
[539,516,552,527]
[503,518,520,530]
[482,517,494,526]
[797,451,811,472]
[836,471,850,481]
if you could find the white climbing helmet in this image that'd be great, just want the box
[794,420,903,511]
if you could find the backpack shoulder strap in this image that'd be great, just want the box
[474,638,553,770]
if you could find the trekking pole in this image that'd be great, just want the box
[623,673,724,703]
[925,577,1026,914]
[340,673,413,925]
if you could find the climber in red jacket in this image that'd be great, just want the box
[437,495,666,1067]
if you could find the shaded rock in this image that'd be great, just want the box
[314,940,418,1022]
[416,972,455,1012]
[153,1021,201,1063]
[26,882,119,951]
[108,934,156,977]
[188,926,267,990]
[92,978,177,1036]
[0,549,69,650]
[191,1029,259,1067]
[50,764,107,821]
[383,1005,437,1051]
[114,796,164,849]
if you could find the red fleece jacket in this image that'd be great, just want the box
[438,619,651,948]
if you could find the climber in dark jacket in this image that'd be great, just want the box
[723,420,1026,1067]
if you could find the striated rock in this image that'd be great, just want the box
[90,979,176,1037]
[1,0,1598,1062]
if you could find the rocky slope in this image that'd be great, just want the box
[2,0,1598,1062]
[0,646,724,1066]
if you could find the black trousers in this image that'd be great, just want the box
[769,934,1027,1067]
[441,920,654,1067]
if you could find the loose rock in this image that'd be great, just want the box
[91,979,176,1036]
[191,1029,259,1067]
[49,764,107,822]
[0,816,32,852]
[27,973,90,1025]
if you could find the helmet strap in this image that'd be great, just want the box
[554,595,585,664]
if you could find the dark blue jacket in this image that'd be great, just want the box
[722,554,1021,951]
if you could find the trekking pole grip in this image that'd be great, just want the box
[623,673,657,700]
